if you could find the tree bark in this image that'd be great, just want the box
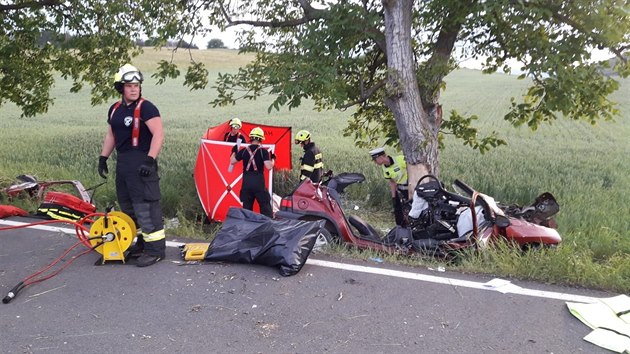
[382,0,439,197]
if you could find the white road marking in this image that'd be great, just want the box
[306,259,600,304]
[0,219,601,304]
[0,219,185,248]
[0,219,78,234]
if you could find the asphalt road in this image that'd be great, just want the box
[0,217,612,354]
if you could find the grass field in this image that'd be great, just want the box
[1,49,629,292]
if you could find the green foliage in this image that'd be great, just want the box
[0,0,153,116]
[0,0,205,117]
[505,65,621,129]
[441,111,507,153]
[152,60,181,85]
[184,62,209,90]
[343,103,396,149]
[201,0,629,156]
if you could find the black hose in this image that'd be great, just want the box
[3,282,24,304]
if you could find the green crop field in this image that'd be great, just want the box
[1,49,629,291]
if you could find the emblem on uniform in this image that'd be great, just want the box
[124,116,133,127]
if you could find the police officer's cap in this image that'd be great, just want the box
[369,147,386,160]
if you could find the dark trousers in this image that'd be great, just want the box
[393,188,409,227]
[116,150,165,255]
[240,172,272,218]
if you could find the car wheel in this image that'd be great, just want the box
[312,228,333,253]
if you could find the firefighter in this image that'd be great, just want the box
[369,147,409,227]
[97,64,166,267]
[225,118,247,172]
[224,118,246,143]
[229,127,275,218]
[294,130,323,184]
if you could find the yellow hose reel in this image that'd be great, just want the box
[89,211,136,264]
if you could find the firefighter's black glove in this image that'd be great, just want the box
[138,156,156,177]
[98,156,109,179]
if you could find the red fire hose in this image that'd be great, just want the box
[1,212,110,304]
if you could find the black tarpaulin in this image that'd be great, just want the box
[204,207,325,276]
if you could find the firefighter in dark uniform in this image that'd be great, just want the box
[98,64,166,267]
[369,147,409,227]
[294,130,323,184]
[224,118,246,143]
[229,127,275,218]
[225,118,247,173]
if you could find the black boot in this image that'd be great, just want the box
[136,253,163,267]
[136,238,165,267]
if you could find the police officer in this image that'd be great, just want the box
[369,147,409,227]
[224,118,246,143]
[294,130,323,184]
[98,64,166,267]
[229,127,275,218]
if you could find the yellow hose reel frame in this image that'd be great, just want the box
[89,211,136,264]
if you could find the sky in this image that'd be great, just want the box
[458,49,614,72]
[198,28,615,72]
[197,28,240,49]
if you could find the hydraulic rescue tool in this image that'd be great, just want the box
[180,243,211,261]
[2,176,106,221]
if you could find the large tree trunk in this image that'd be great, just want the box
[382,0,440,198]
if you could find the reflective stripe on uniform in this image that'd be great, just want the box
[383,155,407,186]
[46,210,81,221]
[301,154,323,172]
[143,228,165,242]
[109,98,144,148]
[245,146,261,172]
[313,153,323,169]
[300,143,324,182]
[131,99,144,147]
[37,207,83,221]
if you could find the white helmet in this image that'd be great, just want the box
[114,64,143,93]
[229,118,242,129]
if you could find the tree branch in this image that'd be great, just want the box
[0,0,61,12]
[339,80,386,109]
[421,2,472,104]
[516,0,628,63]
[221,0,328,28]
[338,52,387,109]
